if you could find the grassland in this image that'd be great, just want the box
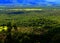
[0,8,60,43]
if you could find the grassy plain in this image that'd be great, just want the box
[0,8,60,43]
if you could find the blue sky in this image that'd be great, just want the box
[0,0,60,6]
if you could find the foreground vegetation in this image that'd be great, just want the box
[0,8,60,43]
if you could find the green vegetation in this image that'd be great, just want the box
[0,8,60,43]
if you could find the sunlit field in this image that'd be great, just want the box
[0,26,8,32]
[0,8,60,43]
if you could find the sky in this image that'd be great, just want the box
[0,0,60,6]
